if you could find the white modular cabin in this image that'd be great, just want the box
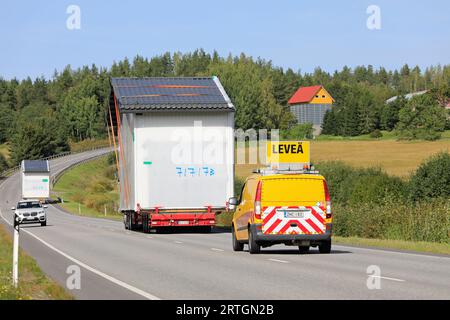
[21,160,50,200]
[110,77,235,212]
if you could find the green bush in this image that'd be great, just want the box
[348,173,405,205]
[369,129,383,138]
[317,161,405,205]
[396,94,447,141]
[408,152,450,201]
[0,154,8,173]
[234,176,245,198]
[281,123,314,140]
[107,152,116,166]
[333,199,449,243]
[104,164,117,181]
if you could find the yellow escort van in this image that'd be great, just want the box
[229,168,333,254]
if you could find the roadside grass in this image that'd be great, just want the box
[0,224,73,300]
[53,155,122,221]
[69,138,110,153]
[333,236,450,255]
[235,139,450,178]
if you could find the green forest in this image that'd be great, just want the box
[1,49,449,171]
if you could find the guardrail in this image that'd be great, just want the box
[0,145,111,179]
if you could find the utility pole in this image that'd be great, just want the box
[12,214,19,288]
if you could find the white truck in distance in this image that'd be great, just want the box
[21,160,50,201]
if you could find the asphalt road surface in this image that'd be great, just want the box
[0,150,449,300]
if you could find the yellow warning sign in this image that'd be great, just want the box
[266,141,310,164]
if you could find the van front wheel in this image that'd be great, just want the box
[232,225,244,251]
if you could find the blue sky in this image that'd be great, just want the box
[0,0,449,80]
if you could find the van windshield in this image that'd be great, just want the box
[261,178,325,202]
[17,202,41,209]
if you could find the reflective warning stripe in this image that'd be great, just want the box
[265,218,283,234]
[305,219,322,233]
[311,207,325,224]
[262,205,326,235]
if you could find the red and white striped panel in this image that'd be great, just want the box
[261,206,326,235]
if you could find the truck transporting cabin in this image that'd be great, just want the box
[109,77,235,232]
[21,160,50,201]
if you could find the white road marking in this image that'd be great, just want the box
[211,248,224,252]
[174,241,183,244]
[368,275,405,282]
[268,258,289,264]
[146,235,153,239]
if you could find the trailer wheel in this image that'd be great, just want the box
[123,213,128,230]
[201,226,212,233]
[142,213,149,233]
[128,212,135,231]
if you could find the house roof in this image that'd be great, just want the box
[110,77,235,113]
[288,85,329,104]
[21,160,50,173]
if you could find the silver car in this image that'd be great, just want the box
[12,200,47,226]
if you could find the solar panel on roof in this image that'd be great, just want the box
[22,160,50,173]
[110,77,234,112]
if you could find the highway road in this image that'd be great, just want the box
[0,150,449,300]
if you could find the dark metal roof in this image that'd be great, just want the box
[110,77,234,112]
[22,160,50,173]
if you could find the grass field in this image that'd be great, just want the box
[333,236,450,255]
[0,224,73,299]
[53,155,122,221]
[69,139,110,153]
[316,129,450,141]
[236,139,450,178]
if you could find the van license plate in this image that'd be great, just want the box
[285,211,304,218]
[178,221,189,225]
[281,209,310,219]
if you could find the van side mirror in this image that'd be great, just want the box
[11,207,15,211]
[43,205,48,209]
[228,197,238,211]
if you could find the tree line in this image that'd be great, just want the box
[0,49,449,168]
